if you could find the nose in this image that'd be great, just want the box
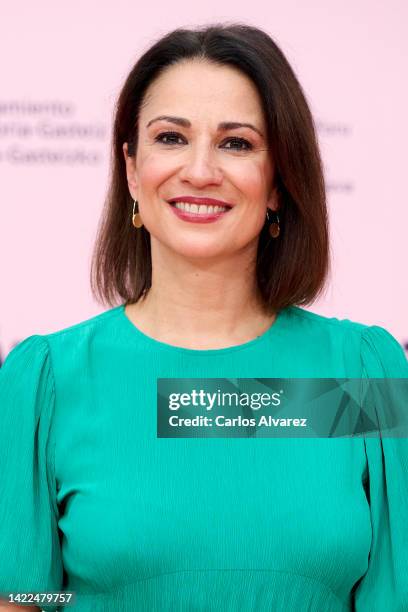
[178,141,223,186]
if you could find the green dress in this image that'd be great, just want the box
[0,304,407,611]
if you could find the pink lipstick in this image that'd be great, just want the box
[166,196,234,224]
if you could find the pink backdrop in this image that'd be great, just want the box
[1,1,407,360]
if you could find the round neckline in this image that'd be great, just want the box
[118,303,288,356]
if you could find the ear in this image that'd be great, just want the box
[266,185,280,212]
[122,142,138,198]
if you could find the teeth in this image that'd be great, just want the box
[172,201,229,214]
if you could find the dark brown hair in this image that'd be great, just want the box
[90,22,330,313]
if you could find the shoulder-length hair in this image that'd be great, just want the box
[90,22,330,313]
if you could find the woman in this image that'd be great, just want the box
[1,23,407,612]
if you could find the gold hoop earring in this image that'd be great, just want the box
[132,200,143,229]
[266,208,280,238]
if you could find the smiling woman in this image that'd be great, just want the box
[90,25,329,322]
[121,60,277,254]
[1,21,408,612]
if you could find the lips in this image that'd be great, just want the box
[167,196,234,208]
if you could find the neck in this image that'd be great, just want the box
[125,240,276,349]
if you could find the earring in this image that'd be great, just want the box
[266,208,280,238]
[132,200,143,229]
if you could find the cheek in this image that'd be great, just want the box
[229,160,269,198]
[137,153,171,189]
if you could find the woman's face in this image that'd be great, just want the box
[123,59,278,260]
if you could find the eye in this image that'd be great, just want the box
[154,131,253,151]
[221,137,253,151]
[154,131,185,145]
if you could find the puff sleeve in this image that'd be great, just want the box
[0,335,63,611]
[353,325,408,611]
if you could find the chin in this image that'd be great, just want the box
[168,240,233,260]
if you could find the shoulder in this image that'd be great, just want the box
[284,306,408,377]
[44,304,124,341]
[0,335,52,408]
[0,334,55,425]
[285,305,369,335]
[282,305,372,350]
[36,304,123,356]
[1,305,124,381]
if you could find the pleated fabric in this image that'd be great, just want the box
[0,304,407,611]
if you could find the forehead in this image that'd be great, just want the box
[140,60,265,124]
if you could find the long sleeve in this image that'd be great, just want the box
[353,325,408,611]
[0,335,63,611]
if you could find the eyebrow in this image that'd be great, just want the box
[146,115,264,138]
